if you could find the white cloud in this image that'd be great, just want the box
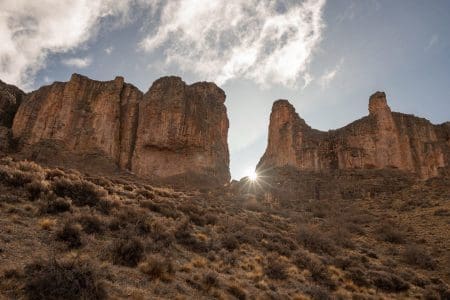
[319,58,343,88]
[105,46,114,54]
[61,57,92,68]
[140,0,326,87]
[0,0,134,89]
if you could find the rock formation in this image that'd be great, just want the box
[257,92,450,179]
[9,74,230,185]
[0,80,25,152]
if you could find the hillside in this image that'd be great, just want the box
[0,156,449,299]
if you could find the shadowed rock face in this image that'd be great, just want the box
[258,92,450,179]
[9,74,230,185]
[0,80,25,152]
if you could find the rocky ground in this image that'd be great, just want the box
[0,156,449,299]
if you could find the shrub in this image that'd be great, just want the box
[39,193,71,214]
[264,255,288,280]
[346,267,370,287]
[26,180,49,201]
[221,233,239,251]
[111,237,144,267]
[227,284,247,300]
[403,245,436,270]
[56,223,82,248]
[0,165,36,187]
[376,224,406,244]
[175,221,209,253]
[369,271,409,292]
[202,272,220,289]
[297,225,336,255]
[294,250,335,289]
[23,259,106,300]
[53,178,107,208]
[77,215,104,234]
[139,255,174,281]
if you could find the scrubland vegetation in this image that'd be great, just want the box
[0,156,449,299]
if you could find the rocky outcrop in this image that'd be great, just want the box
[258,92,450,179]
[132,77,229,184]
[10,74,230,185]
[0,80,25,153]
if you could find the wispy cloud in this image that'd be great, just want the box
[140,0,327,87]
[61,57,92,68]
[425,34,439,51]
[0,0,134,89]
[319,58,344,88]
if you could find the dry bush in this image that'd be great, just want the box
[23,258,106,300]
[346,267,370,287]
[297,225,336,255]
[53,178,107,208]
[220,233,239,251]
[227,284,247,300]
[369,270,409,292]
[202,272,220,290]
[139,254,174,281]
[376,223,406,244]
[403,245,436,270]
[77,214,104,234]
[0,165,36,187]
[175,221,210,253]
[39,193,71,214]
[56,222,82,249]
[293,250,335,289]
[264,255,288,280]
[111,237,144,267]
[140,199,179,219]
[26,180,49,200]
[433,208,450,216]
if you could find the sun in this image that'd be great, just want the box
[248,170,258,181]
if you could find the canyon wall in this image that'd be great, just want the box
[257,92,450,179]
[7,74,230,185]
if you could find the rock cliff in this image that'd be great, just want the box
[9,74,230,185]
[257,92,450,179]
[0,80,25,152]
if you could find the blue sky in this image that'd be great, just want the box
[1,0,449,179]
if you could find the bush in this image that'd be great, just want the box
[77,215,104,234]
[221,233,239,251]
[56,223,82,248]
[369,271,409,292]
[202,272,220,289]
[23,258,106,300]
[26,180,49,200]
[139,254,174,281]
[175,221,209,253]
[53,178,107,208]
[227,284,247,300]
[403,245,436,270]
[294,250,335,289]
[39,193,71,214]
[376,224,406,244]
[264,255,288,280]
[297,225,336,255]
[111,237,144,267]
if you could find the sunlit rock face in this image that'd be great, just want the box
[10,74,230,185]
[258,92,450,179]
[131,76,230,184]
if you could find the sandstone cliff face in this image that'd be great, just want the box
[258,92,450,179]
[10,74,230,185]
[132,77,230,183]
